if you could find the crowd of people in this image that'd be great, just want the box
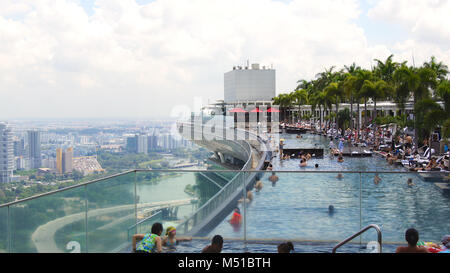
[281,119,450,171]
[133,223,449,253]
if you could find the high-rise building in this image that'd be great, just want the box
[136,135,148,154]
[13,139,25,156]
[0,122,14,183]
[56,148,63,174]
[224,63,276,103]
[62,147,73,174]
[27,130,42,169]
[56,147,73,174]
[147,134,159,152]
[126,136,137,153]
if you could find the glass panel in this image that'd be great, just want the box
[0,206,7,253]
[193,170,247,253]
[131,170,245,253]
[361,172,450,249]
[9,186,87,253]
[86,172,135,253]
[244,171,361,253]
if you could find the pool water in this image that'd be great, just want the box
[163,239,399,253]
[204,133,450,251]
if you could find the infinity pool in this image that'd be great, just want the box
[206,133,450,251]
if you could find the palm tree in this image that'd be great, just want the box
[310,91,330,131]
[315,66,337,91]
[292,89,309,122]
[343,63,361,129]
[273,93,293,122]
[324,81,345,126]
[373,54,400,83]
[424,56,449,84]
[354,70,373,128]
[361,79,392,121]
[416,98,446,142]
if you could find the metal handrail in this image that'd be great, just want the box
[332,224,382,253]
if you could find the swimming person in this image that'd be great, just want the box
[337,155,344,163]
[300,159,307,167]
[337,173,343,180]
[407,178,415,186]
[396,228,430,253]
[255,180,263,192]
[269,172,279,183]
[277,242,294,253]
[162,226,192,248]
[374,174,381,185]
[328,205,335,215]
[202,235,224,253]
[239,190,253,203]
[315,164,319,168]
[228,207,242,227]
[133,222,163,253]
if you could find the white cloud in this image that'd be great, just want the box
[0,0,434,119]
[368,0,450,65]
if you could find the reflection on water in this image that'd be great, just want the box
[209,133,450,245]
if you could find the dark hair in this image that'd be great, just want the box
[212,235,223,246]
[151,222,163,235]
[278,242,294,253]
[315,164,319,168]
[405,228,419,246]
[328,205,335,213]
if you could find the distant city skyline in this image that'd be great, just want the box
[0,0,449,119]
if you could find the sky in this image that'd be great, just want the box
[0,0,449,119]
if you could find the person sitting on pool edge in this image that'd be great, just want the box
[202,235,223,253]
[277,242,294,253]
[395,228,430,253]
[162,226,192,248]
[133,222,164,253]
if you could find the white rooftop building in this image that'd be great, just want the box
[224,63,275,104]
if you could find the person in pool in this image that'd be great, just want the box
[396,228,429,253]
[374,174,381,185]
[228,207,242,226]
[277,242,294,253]
[328,205,335,215]
[300,159,307,167]
[254,180,263,192]
[407,178,415,186]
[133,222,163,253]
[336,173,343,180]
[337,155,344,163]
[162,226,192,248]
[268,172,279,183]
[202,235,224,253]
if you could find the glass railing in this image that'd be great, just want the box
[0,170,449,253]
